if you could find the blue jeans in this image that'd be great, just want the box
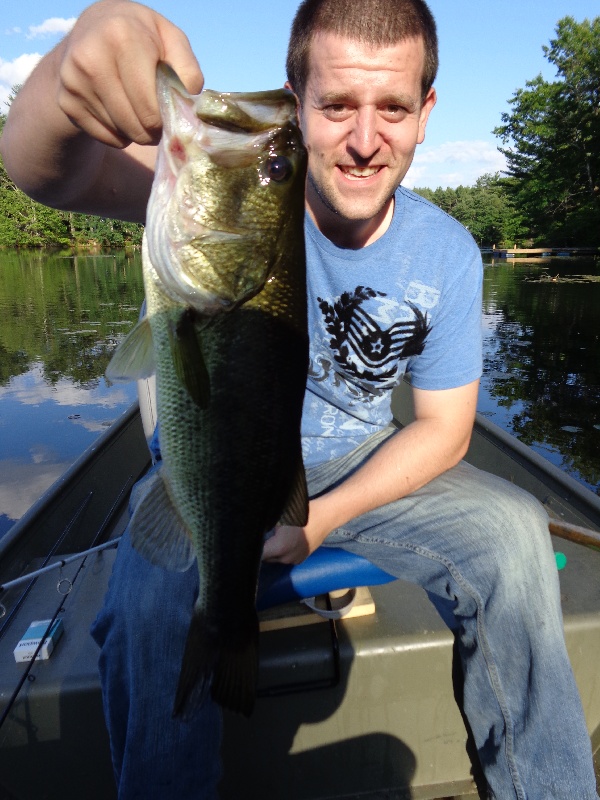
[91,428,598,799]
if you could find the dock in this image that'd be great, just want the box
[481,247,599,258]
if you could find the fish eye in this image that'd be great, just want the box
[263,155,292,183]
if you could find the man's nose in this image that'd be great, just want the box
[347,107,381,159]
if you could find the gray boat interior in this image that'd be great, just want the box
[0,383,599,800]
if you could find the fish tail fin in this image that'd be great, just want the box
[211,611,259,717]
[173,609,258,719]
[172,610,217,719]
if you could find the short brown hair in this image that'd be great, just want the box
[286,0,438,102]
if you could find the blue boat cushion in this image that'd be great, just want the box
[257,547,396,611]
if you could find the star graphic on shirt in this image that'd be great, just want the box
[316,286,431,389]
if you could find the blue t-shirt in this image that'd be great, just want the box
[301,186,483,468]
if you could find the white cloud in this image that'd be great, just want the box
[0,52,42,108]
[404,140,508,190]
[26,17,77,40]
[0,460,70,522]
[0,17,77,106]
[0,362,135,409]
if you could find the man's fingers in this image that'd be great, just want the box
[158,23,204,95]
[261,526,309,565]
[55,1,203,148]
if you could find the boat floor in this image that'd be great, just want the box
[1,396,599,799]
[1,526,599,800]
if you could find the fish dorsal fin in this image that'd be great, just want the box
[128,467,196,571]
[106,316,156,382]
[278,455,309,528]
[168,309,211,408]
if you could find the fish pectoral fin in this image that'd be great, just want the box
[168,309,211,408]
[278,454,309,528]
[128,467,196,571]
[106,315,156,381]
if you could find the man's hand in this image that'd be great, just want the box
[56,0,203,149]
[262,525,312,565]
[262,496,337,565]
[0,0,204,219]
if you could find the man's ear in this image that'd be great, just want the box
[284,80,302,122]
[417,86,436,145]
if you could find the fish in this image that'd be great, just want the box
[106,63,309,717]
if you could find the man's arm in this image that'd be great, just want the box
[262,379,479,564]
[0,0,203,223]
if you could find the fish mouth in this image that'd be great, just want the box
[175,224,251,246]
[145,63,305,315]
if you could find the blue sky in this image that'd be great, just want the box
[1,0,598,189]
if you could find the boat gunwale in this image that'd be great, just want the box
[472,413,600,526]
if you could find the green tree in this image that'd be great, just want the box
[0,90,144,250]
[494,16,600,246]
[413,174,523,247]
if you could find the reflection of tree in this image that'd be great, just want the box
[0,251,144,388]
[482,261,600,492]
[0,342,30,384]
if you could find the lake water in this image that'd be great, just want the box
[0,250,598,537]
[0,251,145,537]
[478,256,599,492]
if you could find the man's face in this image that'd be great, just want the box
[296,32,436,247]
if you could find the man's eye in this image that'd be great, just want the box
[322,104,352,120]
[380,105,407,121]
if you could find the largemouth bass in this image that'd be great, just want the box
[107,63,308,717]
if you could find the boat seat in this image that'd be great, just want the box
[257,546,395,611]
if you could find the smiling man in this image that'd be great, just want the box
[296,33,436,247]
[1,1,598,798]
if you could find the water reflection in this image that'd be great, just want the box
[479,257,600,493]
[0,251,145,536]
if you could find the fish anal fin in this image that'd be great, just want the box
[169,308,211,408]
[106,316,155,382]
[128,467,196,571]
[278,456,309,528]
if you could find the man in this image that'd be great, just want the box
[1,1,597,798]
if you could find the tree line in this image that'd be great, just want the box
[0,15,598,250]
[0,108,144,250]
[415,16,599,248]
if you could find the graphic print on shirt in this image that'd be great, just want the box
[310,285,432,402]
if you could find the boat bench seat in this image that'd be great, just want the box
[257,546,395,611]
